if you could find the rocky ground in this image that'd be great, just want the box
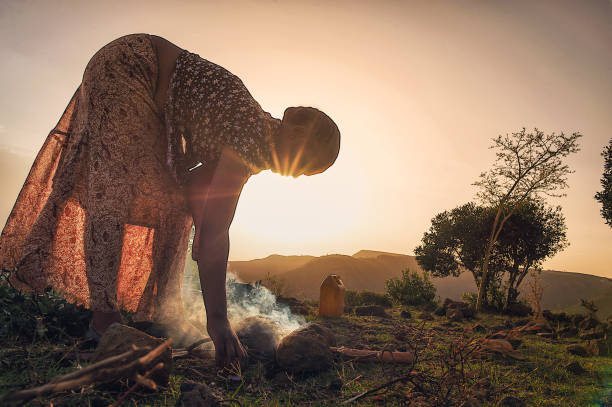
[0,285,611,406]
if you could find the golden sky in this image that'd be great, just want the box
[1,0,611,278]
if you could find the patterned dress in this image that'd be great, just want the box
[0,34,279,322]
[165,50,280,183]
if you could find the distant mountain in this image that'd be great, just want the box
[228,254,315,282]
[229,250,469,299]
[228,250,612,312]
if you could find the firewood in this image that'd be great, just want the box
[0,339,172,404]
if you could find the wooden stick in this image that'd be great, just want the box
[1,339,172,403]
[110,362,164,407]
[48,346,145,384]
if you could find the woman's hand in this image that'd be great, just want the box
[207,317,247,370]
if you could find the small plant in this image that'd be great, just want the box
[385,268,437,307]
[461,292,478,307]
[345,290,392,307]
[0,270,91,341]
[261,272,285,297]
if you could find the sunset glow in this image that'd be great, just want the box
[1,0,611,278]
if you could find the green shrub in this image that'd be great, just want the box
[345,290,392,308]
[461,291,478,307]
[0,271,91,340]
[385,269,437,306]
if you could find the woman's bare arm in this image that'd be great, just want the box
[186,146,250,368]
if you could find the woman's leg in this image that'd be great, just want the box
[83,105,139,333]
[80,35,161,333]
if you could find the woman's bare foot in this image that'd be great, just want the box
[91,311,125,336]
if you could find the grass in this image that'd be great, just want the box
[0,303,611,406]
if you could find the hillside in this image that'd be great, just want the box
[229,250,612,312]
[565,287,612,319]
[228,254,315,282]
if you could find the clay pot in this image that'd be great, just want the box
[319,274,345,317]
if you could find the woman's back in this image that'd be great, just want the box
[149,35,183,112]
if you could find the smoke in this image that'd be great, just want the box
[181,255,305,342]
[225,272,305,337]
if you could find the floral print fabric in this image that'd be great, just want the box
[0,34,191,322]
[164,50,281,184]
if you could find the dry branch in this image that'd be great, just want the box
[110,361,165,407]
[1,339,172,404]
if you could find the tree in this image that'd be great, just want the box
[415,200,568,310]
[594,137,612,226]
[495,200,568,307]
[414,203,497,285]
[473,128,581,312]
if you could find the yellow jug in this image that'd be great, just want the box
[319,274,345,317]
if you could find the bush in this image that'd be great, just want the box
[0,271,91,341]
[461,292,478,307]
[385,269,437,306]
[345,290,392,308]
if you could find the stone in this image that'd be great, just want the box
[276,323,336,373]
[499,395,526,407]
[354,305,389,318]
[566,344,588,357]
[91,323,172,386]
[179,379,224,406]
[564,361,586,375]
[400,310,412,319]
[235,316,279,363]
[418,311,434,321]
[586,339,611,356]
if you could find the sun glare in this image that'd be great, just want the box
[230,169,363,258]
